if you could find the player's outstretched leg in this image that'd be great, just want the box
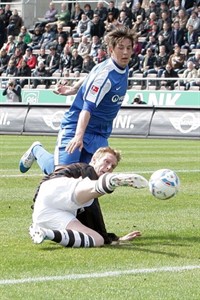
[96,172,148,194]
[29,224,96,247]
[19,142,54,174]
[19,141,41,173]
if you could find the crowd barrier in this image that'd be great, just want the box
[0,104,199,139]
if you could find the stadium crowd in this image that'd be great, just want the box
[0,0,200,93]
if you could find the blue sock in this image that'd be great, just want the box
[32,145,54,175]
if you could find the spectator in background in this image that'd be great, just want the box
[36,47,48,66]
[47,2,71,28]
[94,1,108,22]
[145,0,160,19]
[170,0,182,21]
[182,24,198,52]
[118,1,132,20]
[2,35,16,57]
[35,1,58,30]
[107,1,119,20]
[54,24,68,44]
[160,21,172,44]
[186,11,200,32]
[182,0,196,11]
[17,58,32,88]
[65,36,77,52]
[144,12,158,34]
[89,35,101,59]
[0,48,10,76]
[94,47,108,64]
[15,33,27,54]
[168,44,186,73]
[90,13,105,38]
[104,12,118,34]
[163,63,178,90]
[158,1,170,18]
[10,46,23,68]
[4,4,12,27]
[28,27,43,48]
[188,51,200,69]
[32,61,49,89]
[23,47,37,70]
[0,7,7,49]
[180,61,198,90]
[140,48,156,89]
[116,11,132,29]
[7,9,23,37]
[53,34,66,54]
[154,45,169,89]
[131,94,146,104]
[83,4,94,20]
[70,3,84,30]
[72,13,91,38]
[141,35,157,56]
[154,33,170,55]
[70,48,83,73]
[5,59,18,77]
[32,23,55,50]
[2,78,22,102]
[157,10,171,33]
[45,45,60,77]
[19,26,32,45]
[132,1,145,22]
[77,36,91,58]
[132,15,146,37]
[132,36,142,55]
[59,45,72,73]
[81,55,95,73]
[174,8,188,30]
[128,51,140,87]
[168,21,185,47]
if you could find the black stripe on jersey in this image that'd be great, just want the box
[67,230,75,247]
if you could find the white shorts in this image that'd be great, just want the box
[32,176,94,230]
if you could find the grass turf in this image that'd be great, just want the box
[0,135,199,300]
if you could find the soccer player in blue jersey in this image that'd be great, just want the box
[19,27,134,175]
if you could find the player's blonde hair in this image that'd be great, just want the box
[92,147,121,168]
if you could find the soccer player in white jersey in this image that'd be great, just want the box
[19,27,134,175]
[30,147,148,247]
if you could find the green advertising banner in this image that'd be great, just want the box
[0,88,200,107]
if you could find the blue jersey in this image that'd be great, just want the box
[57,58,128,159]
[61,58,128,137]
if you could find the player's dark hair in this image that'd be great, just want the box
[105,27,135,48]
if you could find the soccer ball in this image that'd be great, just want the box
[149,169,180,200]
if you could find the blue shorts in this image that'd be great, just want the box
[54,128,108,166]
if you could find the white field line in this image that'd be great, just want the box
[0,169,199,178]
[0,265,200,286]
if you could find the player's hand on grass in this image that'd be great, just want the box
[119,231,141,242]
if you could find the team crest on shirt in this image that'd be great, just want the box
[90,85,99,94]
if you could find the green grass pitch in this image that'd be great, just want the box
[0,135,199,300]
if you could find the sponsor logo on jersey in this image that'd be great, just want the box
[90,85,99,94]
[112,95,124,104]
